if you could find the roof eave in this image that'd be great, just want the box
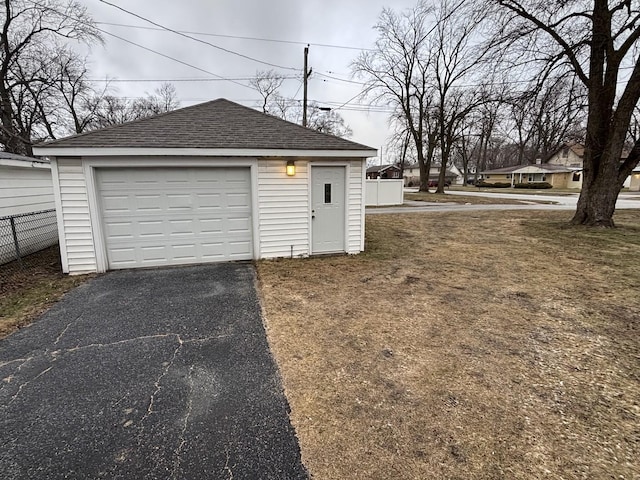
[0,158,51,169]
[32,146,378,158]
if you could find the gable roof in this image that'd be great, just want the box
[366,164,400,173]
[544,141,630,162]
[34,98,375,154]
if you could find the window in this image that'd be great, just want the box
[506,174,511,179]
[324,183,332,203]
[528,175,534,182]
[572,172,581,182]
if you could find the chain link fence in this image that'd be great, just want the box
[0,209,59,284]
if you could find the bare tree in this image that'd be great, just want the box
[492,0,640,226]
[504,77,586,164]
[249,70,353,138]
[0,0,100,153]
[133,82,180,117]
[92,83,180,129]
[53,48,109,134]
[353,2,435,191]
[306,104,353,138]
[250,69,286,114]
[430,1,492,193]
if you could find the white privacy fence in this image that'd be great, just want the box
[365,179,404,206]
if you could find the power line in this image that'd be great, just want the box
[316,72,365,85]
[25,0,260,92]
[98,0,300,71]
[292,79,304,100]
[95,21,376,52]
[88,76,301,83]
[99,30,257,91]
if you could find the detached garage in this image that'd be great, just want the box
[33,98,376,274]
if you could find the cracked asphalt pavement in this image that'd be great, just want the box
[0,264,308,480]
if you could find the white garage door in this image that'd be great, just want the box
[97,167,253,269]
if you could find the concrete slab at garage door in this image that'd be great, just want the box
[97,167,252,269]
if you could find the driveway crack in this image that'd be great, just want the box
[3,366,53,408]
[223,448,236,479]
[140,334,184,425]
[52,333,180,356]
[0,356,35,394]
[53,313,83,346]
[171,364,195,479]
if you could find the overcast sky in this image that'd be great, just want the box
[76,0,420,157]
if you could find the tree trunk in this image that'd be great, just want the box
[417,147,430,192]
[571,147,622,227]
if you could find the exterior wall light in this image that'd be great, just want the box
[286,160,296,176]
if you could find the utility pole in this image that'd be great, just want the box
[303,45,311,127]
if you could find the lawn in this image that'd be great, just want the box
[257,210,640,479]
[0,246,92,339]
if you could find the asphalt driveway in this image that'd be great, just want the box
[0,264,308,479]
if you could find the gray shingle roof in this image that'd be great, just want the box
[482,163,575,174]
[37,98,375,151]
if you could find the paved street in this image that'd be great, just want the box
[367,189,640,214]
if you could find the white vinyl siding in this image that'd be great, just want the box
[258,159,310,258]
[0,166,54,216]
[347,160,363,254]
[57,158,97,274]
[257,158,365,259]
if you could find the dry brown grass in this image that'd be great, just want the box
[257,210,640,480]
[0,246,92,339]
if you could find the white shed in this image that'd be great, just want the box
[33,99,376,274]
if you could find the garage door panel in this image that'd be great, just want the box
[97,167,253,269]
[227,193,251,208]
[136,195,162,211]
[109,247,137,266]
[170,243,197,260]
[228,217,251,232]
[200,218,223,233]
[229,240,252,256]
[104,221,135,239]
[138,220,164,237]
[102,195,130,213]
[197,193,222,209]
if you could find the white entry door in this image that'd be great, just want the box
[311,166,345,254]
[96,167,252,269]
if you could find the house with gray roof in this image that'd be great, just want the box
[33,98,376,274]
[480,162,580,188]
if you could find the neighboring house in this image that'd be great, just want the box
[630,165,640,191]
[366,164,402,179]
[403,164,457,186]
[545,143,585,169]
[33,98,376,274]
[480,162,580,188]
[0,152,58,264]
[545,141,638,189]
